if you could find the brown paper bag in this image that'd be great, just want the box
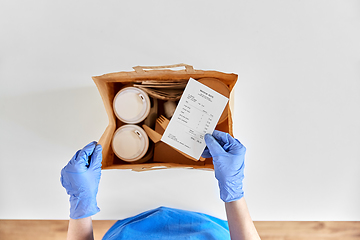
[92,64,237,171]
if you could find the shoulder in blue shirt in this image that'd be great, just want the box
[102,206,230,240]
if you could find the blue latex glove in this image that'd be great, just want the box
[61,141,102,219]
[202,130,246,202]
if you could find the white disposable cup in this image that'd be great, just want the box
[112,125,149,162]
[113,87,151,124]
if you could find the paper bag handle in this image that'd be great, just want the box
[133,63,194,73]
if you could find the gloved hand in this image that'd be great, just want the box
[202,130,246,202]
[61,141,102,219]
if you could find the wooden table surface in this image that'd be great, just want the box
[0,220,359,240]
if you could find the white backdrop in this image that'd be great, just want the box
[1,0,359,221]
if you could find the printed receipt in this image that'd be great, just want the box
[161,78,229,160]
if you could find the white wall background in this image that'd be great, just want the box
[1,0,359,221]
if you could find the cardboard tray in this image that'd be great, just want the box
[92,64,238,171]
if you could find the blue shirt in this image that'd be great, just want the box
[102,206,230,239]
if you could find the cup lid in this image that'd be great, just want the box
[112,125,149,162]
[113,87,151,124]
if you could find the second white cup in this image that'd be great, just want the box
[112,124,149,163]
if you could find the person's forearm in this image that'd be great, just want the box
[67,217,94,240]
[225,198,261,240]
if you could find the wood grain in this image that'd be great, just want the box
[254,221,360,240]
[0,220,359,240]
[0,220,116,240]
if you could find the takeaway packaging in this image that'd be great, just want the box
[92,64,237,171]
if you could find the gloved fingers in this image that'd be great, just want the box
[63,150,81,173]
[76,141,97,165]
[213,130,245,154]
[212,130,230,147]
[201,146,212,158]
[204,133,226,156]
[60,167,72,190]
[226,137,246,155]
[60,168,66,187]
[74,149,81,160]
[69,150,81,163]
[222,134,241,151]
[89,144,102,169]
